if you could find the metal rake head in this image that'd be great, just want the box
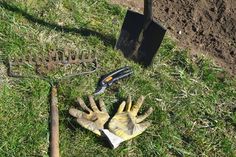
[7,49,98,80]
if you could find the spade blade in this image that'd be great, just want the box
[116,10,166,66]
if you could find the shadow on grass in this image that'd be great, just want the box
[0,1,116,47]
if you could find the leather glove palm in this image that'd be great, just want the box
[102,95,153,148]
[69,96,110,136]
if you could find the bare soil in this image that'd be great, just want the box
[111,0,236,75]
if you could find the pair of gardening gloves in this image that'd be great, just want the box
[69,95,153,149]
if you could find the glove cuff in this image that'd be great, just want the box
[100,129,125,149]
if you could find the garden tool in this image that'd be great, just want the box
[116,0,166,66]
[94,66,133,95]
[6,50,98,157]
[69,96,110,136]
[102,95,153,149]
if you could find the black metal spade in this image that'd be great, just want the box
[115,0,166,66]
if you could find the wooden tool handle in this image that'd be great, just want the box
[50,85,60,157]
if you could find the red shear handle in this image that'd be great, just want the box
[50,85,60,157]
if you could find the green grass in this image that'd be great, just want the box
[0,0,236,156]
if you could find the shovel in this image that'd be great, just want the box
[115,0,166,66]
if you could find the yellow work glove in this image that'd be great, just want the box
[69,96,110,136]
[101,95,153,148]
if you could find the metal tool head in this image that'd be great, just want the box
[115,10,166,66]
[94,86,107,96]
[7,49,98,81]
[94,66,133,95]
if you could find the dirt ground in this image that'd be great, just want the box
[111,0,236,75]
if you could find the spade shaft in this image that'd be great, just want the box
[131,0,153,59]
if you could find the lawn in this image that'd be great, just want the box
[0,0,236,156]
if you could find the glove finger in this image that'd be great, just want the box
[77,97,92,113]
[131,96,145,116]
[137,121,151,133]
[117,101,126,113]
[88,95,99,112]
[69,108,83,118]
[126,95,132,111]
[99,98,107,112]
[76,118,101,136]
[136,107,153,123]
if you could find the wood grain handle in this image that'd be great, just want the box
[50,85,60,157]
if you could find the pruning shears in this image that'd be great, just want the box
[94,66,133,95]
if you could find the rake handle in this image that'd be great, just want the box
[50,85,60,157]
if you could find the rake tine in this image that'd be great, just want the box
[30,54,37,65]
[88,53,95,63]
[81,53,87,66]
[62,50,68,64]
[75,52,80,64]
[47,53,55,71]
[36,56,41,66]
[62,51,67,64]
[27,54,34,65]
[41,56,47,66]
[85,53,89,62]
[24,54,29,63]
[85,53,93,63]
[48,52,53,62]
[69,52,75,64]
[55,51,59,63]
[13,57,20,65]
[68,52,72,63]
[27,54,35,65]
[88,53,91,60]
[81,52,85,60]
[18,57,24,65]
